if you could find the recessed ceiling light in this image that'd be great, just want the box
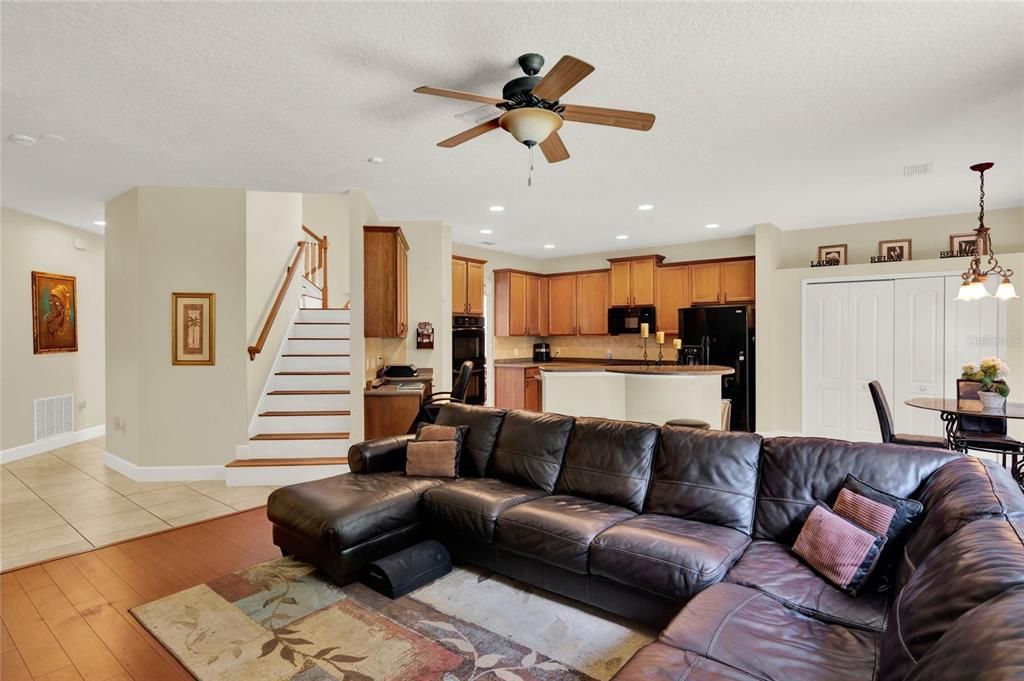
[367,156,384,164]
[489,206,504,212]
[93,220,106,227]
[637,204,654,211]
[616,235,629,240]
[480,228,493,234]
[543,244,555,249]
[705,223,720,229]
[9,134,36,146]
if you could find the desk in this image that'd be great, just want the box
[364,383,425,439]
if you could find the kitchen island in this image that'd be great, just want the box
[539,364,734,429]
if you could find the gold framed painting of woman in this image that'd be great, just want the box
[171,292,216,366]
[32,271,78,354]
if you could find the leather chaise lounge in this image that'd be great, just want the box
[267,403,1024,680]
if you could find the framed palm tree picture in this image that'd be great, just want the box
[171,292,215,366]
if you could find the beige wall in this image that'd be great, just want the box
[245,192,304,414]
[1,209,106,450]
[345,191,379,441]
[302,192,351,303]
[106,187,250,467]
[756,207,1024,436]
[540,235,755,273]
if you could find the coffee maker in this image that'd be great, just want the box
[533,343,552,362]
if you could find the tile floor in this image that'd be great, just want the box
[0,436,276,571]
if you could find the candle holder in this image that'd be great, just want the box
[656,342,664,368]
[642,337,649,368]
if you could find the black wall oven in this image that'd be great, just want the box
[452,315,486,405]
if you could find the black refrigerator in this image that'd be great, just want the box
[679,305,755,432]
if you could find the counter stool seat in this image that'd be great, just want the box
[666,418,711,430]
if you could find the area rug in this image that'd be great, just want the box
[131,557,655,681]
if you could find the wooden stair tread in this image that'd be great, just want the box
[250,432,350,441]
[294,322,350,325]
[275,371,351,375]
[259,410,351,417]
[288,337,350,340]
[226,457,348,467]
[282,353,350,357]
[267,389,351,395]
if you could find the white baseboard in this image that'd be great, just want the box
[102,451,226,482]
[1,425,106,464]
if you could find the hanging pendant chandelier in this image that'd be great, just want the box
[955,162,1018,301]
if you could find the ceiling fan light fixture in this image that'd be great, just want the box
[499,108,562,148]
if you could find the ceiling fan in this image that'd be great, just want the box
[414,53,655,164]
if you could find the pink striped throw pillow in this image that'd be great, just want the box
[792,504,887,596]
[833,488,896,536]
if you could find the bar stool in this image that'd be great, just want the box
[665,418,711,430]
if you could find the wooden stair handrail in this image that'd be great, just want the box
[248,240,308,361]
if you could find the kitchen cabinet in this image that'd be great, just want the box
[495,366,542,411]
[690,263,722,304]
[576,271,610,335]
[495,270,546,336]
[655,265,690,334]
[526,275,548,336]
[452,256,486,314]
[609,255,663,306]
[690,258,756,305]
[547,274,578,335]
[364,226,409,337]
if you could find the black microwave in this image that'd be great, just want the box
[608,306,656,335]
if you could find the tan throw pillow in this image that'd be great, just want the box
[405,424,467,478]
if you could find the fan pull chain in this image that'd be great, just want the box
[528,146,534,187]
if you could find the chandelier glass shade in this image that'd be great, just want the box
[955,162,1018,302]
[499,108,563,148]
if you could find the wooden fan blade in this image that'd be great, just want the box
[561,104,655,131]
[530,55,595,101]
[540,132,570,163]
[437,119,501,148]
[414,86,506,105]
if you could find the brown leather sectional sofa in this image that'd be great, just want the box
[267,403,1024,680]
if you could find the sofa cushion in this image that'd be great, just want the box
[725,540,889,632]
[495,495,635,574]
[612,643,764,681]
[434,403,506,477]
[646,426,762,533]
[659,582,880,681]
[591,514,750,602]
[554,417,658,513]
[904,587,1024,681]
[489,410,575,492]
[899,457,1024,587]
[879,516,1024,681]
[754,437,955,544]
[267,472,444,549]
[422,477,546,542]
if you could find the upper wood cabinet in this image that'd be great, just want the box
[609,255,663,306]
[721,259,755,302]
[690,259,756,305]
[655,265,690,334]
[494,270,547,336]
[547,274,578,336]
[364,226,409,337]
[576,271,610,334]
[452,256,486,314]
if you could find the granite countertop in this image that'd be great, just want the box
[602,365,735,376]
[495,359,733,375]
[494,358,641,369]
[365,383,427,396]
[381,367,433,383]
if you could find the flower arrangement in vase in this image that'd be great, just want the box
[961,357,1011,409]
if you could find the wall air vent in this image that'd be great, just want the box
[903,163,933,177]
[480,241,497,246]
[34,394,74,441]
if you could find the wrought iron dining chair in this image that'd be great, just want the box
[868,380,947,448]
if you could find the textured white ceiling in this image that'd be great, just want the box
[2,2,1022,257]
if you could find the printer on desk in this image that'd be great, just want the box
[381,364,419,379]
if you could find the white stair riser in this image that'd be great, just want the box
[226,464,350,486]
[279,355,351,372]
[285,338,350,354]
[270,374,351,391]
[297,308,349,323]
[249,438,351,458]
[255,415,351,434]
[262,393,350,411]
[290,324,351,339]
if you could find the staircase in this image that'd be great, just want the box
[227,228,353,485]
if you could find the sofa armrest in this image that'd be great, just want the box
[348,435,414,474]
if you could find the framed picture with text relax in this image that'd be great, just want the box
[878,239,912,261]
[32,271,79,354]
[171,292,216,366]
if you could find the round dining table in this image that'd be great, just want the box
[905,397,1024,486]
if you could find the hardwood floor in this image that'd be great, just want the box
[1,507,279,680]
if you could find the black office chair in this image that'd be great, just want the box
[868,380,947,448]
[412,360,475,428]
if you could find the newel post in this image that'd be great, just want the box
[321,235,329,309]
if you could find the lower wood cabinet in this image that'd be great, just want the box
[495,366,542,411]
